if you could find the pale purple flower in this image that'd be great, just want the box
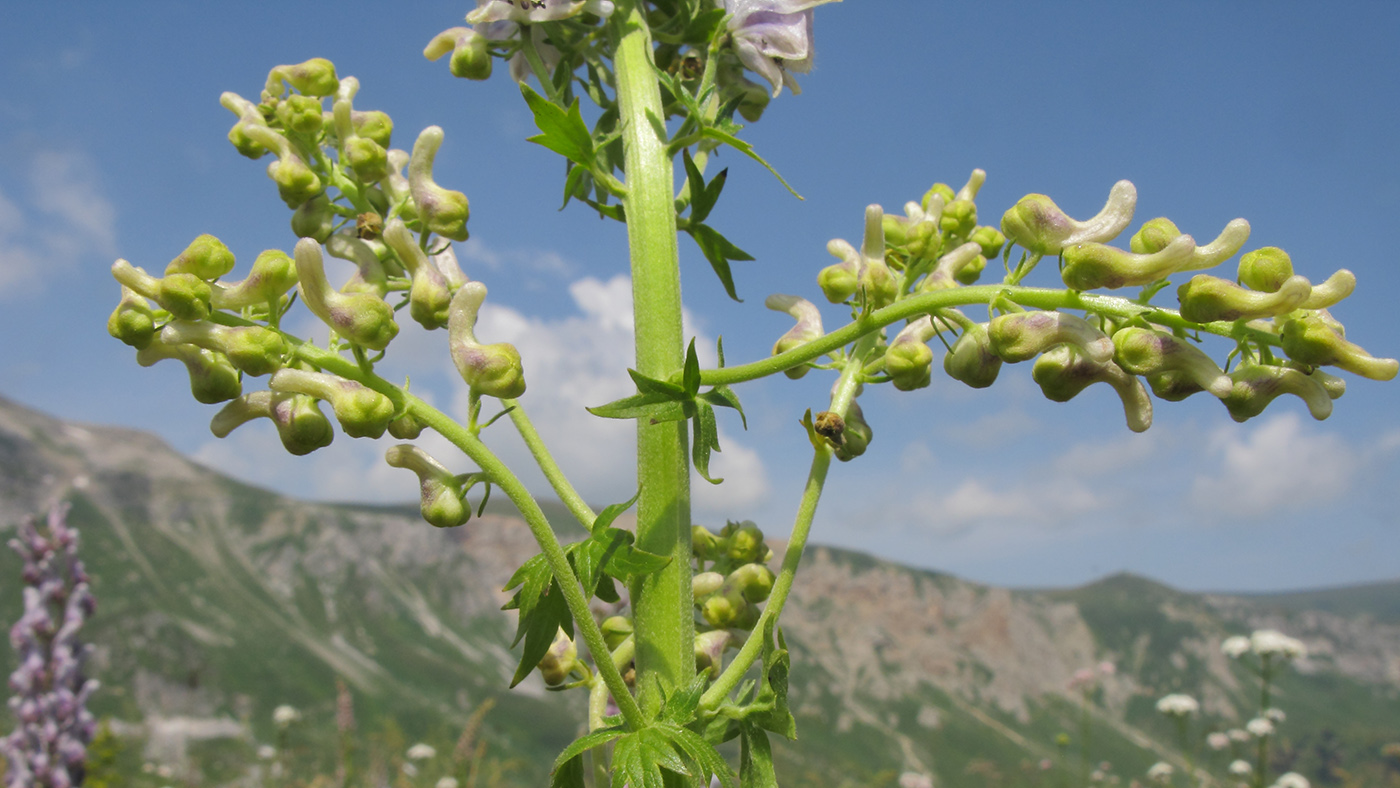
[723,0,841,97]
[1,503,99,788]
[467,0,614,25]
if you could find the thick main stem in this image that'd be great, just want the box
[612,1,694,716]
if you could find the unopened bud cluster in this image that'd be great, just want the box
[107,61,526,493]
[2,504,99,788]
[769,170,1394,437]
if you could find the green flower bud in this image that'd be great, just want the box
[210,249,299,310]
[165,234,236,281]
[384,217,453,330]
[1060,235,1197,290]
[433,244,469,291]
[695,630,732,674]
[291,194,336,243]
[210,390,334,456]
[987,311,1113,364]
[817,247,860,303]
[424,27,494,81]
[1300,269,1356,309]
[943,322,1002,389]
[692,571,725,598]
[882,213,909,247]
[157,272,213,321]
[270,368,395,439]
[387,412,427,440]
[601,616,633,651]
[734,76,770,123]
[834,401,871,462]
[536,628,578,686]
[1186,218,1252,271]
[295,238,399,350]
[221,92,270,159]
[765,294,823,379]
[136,338,242,404]
[1221,364,1334,423]
[1177,274,1311,323]
[692,524,724,560]
[725,522,767,565]
[885,317,937,391]
[383,148,418,222]
[1032,346,1153,433]
[409,126,470,242]
[325,235,389,298]
[1237,247,1294,292]
[159,320,286,377]
[110,258,162,300]
[1001,181,1136,256]
[107,285,157,349]
[1144,370,1206,402]
[385,443,470,528]
[1111,327,1233,398]
[728,563,776,603]
[955,254,987,286]
[970,226,1006,260]
[345,136,390,183]
[1280,314,1398,381]
[955,169,986,202]
[351,111,393,149]
[700,593,741,629]
[918,241,982,292]
[940,198,977,238]
[921,183,955,214]
[235,121,323,208]
[1130,218,1182,255]
[274,93,325,135]
[449,282,526,398]
[265,58,339,98]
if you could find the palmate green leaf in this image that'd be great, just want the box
[521,84,596,169]
[687,222,752,302]
[550,753,586,788]
[569,490,669,593]
[699,126,802,200]
[553,725,627,774]
[739,721,778,788]
[660,722,738,788]
[700,384,747,429]
[587,390,688,422]
[659,674,709,725]
[629,367,689,399]
[639,728,690,778]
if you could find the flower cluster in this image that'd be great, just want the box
[1,504,99,788]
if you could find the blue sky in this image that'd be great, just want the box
[2,2,1397,592]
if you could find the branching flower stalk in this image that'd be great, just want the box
[99,3,1396,786]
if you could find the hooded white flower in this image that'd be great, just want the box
[467,0,613,25]
[724,0,840,97]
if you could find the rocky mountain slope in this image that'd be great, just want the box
[1,394,1397,786]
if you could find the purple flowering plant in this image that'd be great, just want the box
[2,504,98,788]
[96,1,1395,785]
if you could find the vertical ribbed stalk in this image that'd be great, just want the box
[612,1,694,715]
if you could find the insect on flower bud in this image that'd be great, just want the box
[943,321,1002,389]
[295,238,399,350]
[270,368,395,439]
[165,234,236,281]
[449,282,527,399]
[385,444,470,528]
[1001,181,1136,256]
[834,401,871,462]
[409,126,470,241]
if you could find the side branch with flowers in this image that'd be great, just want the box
[90,1,1397,786]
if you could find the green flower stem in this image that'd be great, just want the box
[520,27,562,104]
[283,341,645,730]
[697,285,1285,388]
[612,0,695,716]
[698,335,874,712]
[503,398,598,531]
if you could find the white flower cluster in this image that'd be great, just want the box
[1229,759,1252,776]
[272,705,301,728]
[1155,693,1199,717]
[1222,629,1307,660]
[407,742,438,761]
[1246,717,1275,737]
[1146,761,1174,783]
[1271,772,1310,788]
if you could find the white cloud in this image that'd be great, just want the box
[0,149,116,295]
[1190,413,1361,517]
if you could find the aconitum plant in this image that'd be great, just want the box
[1,504,98,788]
[101,2,1396,786]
